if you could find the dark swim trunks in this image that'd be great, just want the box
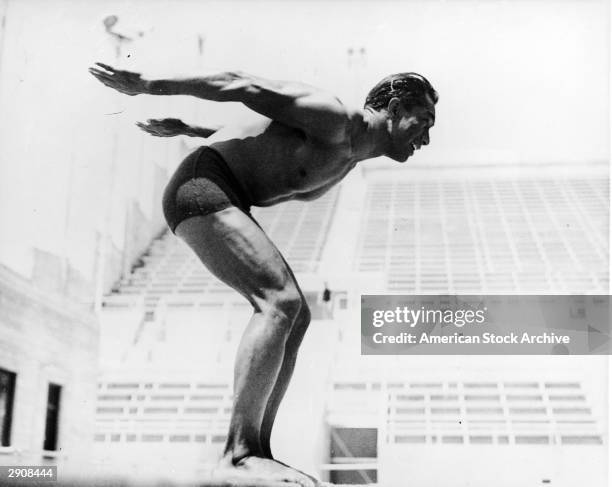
[162,146,252,233]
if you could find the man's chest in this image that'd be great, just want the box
[285,142,352,191]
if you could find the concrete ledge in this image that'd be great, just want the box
[0,479,368,487]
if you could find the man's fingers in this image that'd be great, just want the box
[93,63,140,80]
[88,67,107,77]
[88,70,109,81]
[136,122,162,136]
[90,67,112,77]
[89,68,133,95]
[89,68,114,83]
[136,122,155,130]
[95,62,115,72]
[92,63,132,79]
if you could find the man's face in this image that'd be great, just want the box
[387,97,436,162]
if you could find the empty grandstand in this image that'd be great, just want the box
[355,163,608,293]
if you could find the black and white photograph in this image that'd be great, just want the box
[0,1,609,486]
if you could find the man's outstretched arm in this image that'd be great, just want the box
[136,118,221,138]
[89,63,347,141]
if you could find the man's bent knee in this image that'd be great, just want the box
[260,288,303,327]
[295,300,311,330]
[283,299,310,354]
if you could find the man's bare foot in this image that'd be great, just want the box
[213,456,316,487]
[271,459,320,487]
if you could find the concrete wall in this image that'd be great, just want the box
[0,264,99,477]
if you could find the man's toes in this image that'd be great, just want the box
[294,478,314,487]
[272,461,318,487]
[292,473,315,487]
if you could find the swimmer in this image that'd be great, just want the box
[89,63,437,487]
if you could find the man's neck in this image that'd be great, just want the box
[348,107,389,163]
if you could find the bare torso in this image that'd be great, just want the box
[89,67,434,208]
[206,116,355,206]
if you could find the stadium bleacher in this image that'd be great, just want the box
[355,169,608,293]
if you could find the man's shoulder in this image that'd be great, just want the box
[297,94,352,143]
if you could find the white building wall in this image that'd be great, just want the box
[0,265,99,477]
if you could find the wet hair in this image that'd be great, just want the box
[365,72,438,111]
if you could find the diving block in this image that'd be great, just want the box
[196,480,366,487]
[196,480,302,487]
[196,483,368,487]
[0,477,374,487]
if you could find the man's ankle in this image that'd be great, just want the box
[223,444,262,465]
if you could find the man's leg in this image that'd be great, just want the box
[260,299,311,459]
[175,208,315,487]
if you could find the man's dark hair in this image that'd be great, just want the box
[365,72,438,111]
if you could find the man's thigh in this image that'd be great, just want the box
[175,207,300,307]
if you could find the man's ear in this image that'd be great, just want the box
[387,97,402,119]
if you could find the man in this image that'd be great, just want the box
[89,64,437,486]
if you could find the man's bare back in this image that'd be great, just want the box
[89,63,437,487]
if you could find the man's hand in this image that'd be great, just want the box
[136,118,189,137]
[88,62,149,96]
[136,118,221,138]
